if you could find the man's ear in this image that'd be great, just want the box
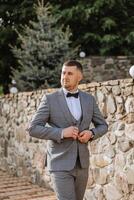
[78,72,83,82]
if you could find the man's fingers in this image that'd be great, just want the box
[73,135,77,140]
[79,138,85,143]
[78,138,87,143]
[79,131,85,137]
[73,126,79,132]
[72,127,79,138]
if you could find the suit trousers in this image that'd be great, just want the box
[50,158,89,200]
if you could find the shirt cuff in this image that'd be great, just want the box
[61,130,64,139]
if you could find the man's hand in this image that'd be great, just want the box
[63,126,79,140]
[78,130,93,143]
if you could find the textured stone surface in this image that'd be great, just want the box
[81,56,134,84]
[103,183,123,200]
[107,95,116,114]
[90,155,112,168]
[114,154,126,172]
[114,172,129,194]
[124,165,134,184]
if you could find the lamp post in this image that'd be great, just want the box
[129,65,134,79]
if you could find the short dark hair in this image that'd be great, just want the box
[63,60,83,73]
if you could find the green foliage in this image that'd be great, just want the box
[100,34,122,55]
[51,0,134,55]
[12,3,76,92]
[0,0,37,93]
[0,85,3,95]
[102,18,117,31]
[126,32,134,44]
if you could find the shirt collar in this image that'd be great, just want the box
[62,87,79,95]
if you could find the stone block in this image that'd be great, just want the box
[103,183,123,200]
[92,168,108,185]
[114,172,129,194]
[107,95,117,114]
[90,155,112,168]
[124,165,134,184]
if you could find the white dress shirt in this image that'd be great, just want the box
[63,88,82,121]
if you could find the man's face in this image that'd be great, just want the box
[60,65,83,91]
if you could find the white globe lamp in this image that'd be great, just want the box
[79,51,86,58]
[10,87,18,94]
[129,65,134,78]
[10,79,18,94]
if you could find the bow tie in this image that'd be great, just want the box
[66,92,79,98]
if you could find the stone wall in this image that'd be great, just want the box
[0,79,134,200]
[81,56,134,83]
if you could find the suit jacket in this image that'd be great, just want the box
[28,88,108,171]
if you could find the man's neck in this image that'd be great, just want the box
[63,87,78,93]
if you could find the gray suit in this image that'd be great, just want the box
[28,88,108,199]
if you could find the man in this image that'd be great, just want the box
[28,60,108,200]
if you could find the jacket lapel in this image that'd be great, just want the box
[79,90,88,125]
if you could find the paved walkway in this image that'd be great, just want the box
[0,170,56,200]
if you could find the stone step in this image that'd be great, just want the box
[0,170,56,200]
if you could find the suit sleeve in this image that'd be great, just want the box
[27,94,63,143]
[90,96,108,140]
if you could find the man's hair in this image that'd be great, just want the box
[63,60,83,73]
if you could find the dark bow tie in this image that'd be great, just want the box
[66,92,79,98]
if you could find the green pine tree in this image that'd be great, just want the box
[0,0,37,93]
[12,2,76,91]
